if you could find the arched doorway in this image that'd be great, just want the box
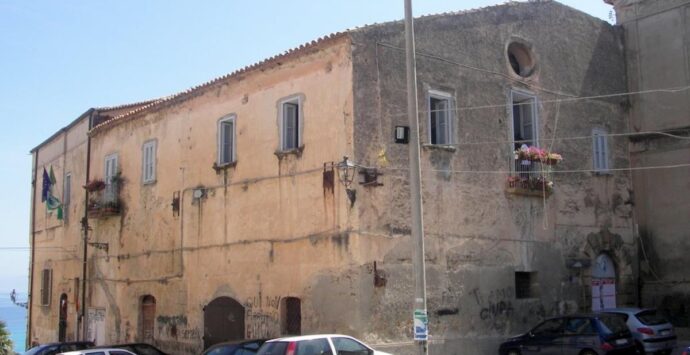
[58,294,68,341]
[140,295,156,343]
[592,253,616,311]
[204,297,244,349]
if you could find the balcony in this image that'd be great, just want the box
[506,146,561,198]
[85,178,122,218]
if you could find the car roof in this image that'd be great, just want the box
[267,334,356,342]
[600,307,653,314]
[61,349,132,355]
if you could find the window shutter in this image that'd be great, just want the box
[283,103,298,150]
[41,269,52,306]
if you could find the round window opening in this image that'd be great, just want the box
[507,42,535,77]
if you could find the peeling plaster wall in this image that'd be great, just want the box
[349,2,635,353]
[612,0,690,330]
[30,117,90,345]
[86,38,358,353]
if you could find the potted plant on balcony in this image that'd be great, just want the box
[83,179,105,192]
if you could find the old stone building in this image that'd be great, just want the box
[606,0,690,334]
[29,1,644,354]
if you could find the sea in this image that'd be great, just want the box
[0,291,27,354]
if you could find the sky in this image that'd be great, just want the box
[0,0,613,294]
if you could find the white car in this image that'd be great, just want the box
[59,349,137,355]
[256,334,392,355]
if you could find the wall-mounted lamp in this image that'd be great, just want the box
[336,156,357,188]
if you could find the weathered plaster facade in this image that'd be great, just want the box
[30,2,640,354]
[607,0,690,332]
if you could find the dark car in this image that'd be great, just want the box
[94,343,167,355]
[202,339,268,355]
[682,345,690,355]
[499,314,637,355]
[24,342,95,355]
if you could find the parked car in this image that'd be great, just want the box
[256,334,391,355]
[59,349,136,355]
[600,308,676,355]
[202,339,268,355]
[93,343,168,355]
[682,345,690,355]
[24,342,95,355]
[498,314,637,355]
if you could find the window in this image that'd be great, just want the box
[515,271,539,299]
[217,115,236,165]
[41,268,52,306]
[531,318,564,336]
[511,90,538,150]
[332,337,369,355]
[140,295,156,343]
[63,173,71,221]
[592,128,609,173]
[428,90,453,145]
[142,140,156,184]
[295,339,331,355]
[564,318,595,335]
[104,153,118,202]
[280,97,302,151]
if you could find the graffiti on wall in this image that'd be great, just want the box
[244,295,282,339]
[157,314,201,341]
[470,287,514,331]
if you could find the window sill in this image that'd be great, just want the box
[213,161,237,173]
[422,144,457,152]
[274,145,304,159]
[593,170,613,176]
[142,180,156,186]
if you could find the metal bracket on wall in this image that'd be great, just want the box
[171,191,180,217]
[359,167,383,187]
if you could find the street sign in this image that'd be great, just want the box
[413,309,428,341]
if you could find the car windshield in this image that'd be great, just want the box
[24,345,50,355]
[256,342,288,355]
[598,314,629,335]
[204,345,240,355]
[636,310,669,326]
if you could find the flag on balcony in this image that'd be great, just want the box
[41,167,51,202]
[43,166,63,220]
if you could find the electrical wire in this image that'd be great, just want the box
[382,163,690,175]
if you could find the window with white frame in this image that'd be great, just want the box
[428,90,453,145]
[511,90,538,150]
[592,128,610,173]
[41,268,52,306]
[63,173,71,221]
[142,140,156,184]
[104,153,119,202]
[217,115,236,165]
[280,97,301,151]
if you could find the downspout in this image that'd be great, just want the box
[27,149,39,349]
[80,109,95,340]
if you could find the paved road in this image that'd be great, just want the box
[671,340,689,355]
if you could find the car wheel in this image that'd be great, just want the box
[506,350,520,355]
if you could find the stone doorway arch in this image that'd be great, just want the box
[204,296,245,349]
[140,295,156,343]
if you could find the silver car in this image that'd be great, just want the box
[601,308,676,355]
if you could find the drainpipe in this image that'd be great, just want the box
[27,149,39,349]
[80,109,95,340]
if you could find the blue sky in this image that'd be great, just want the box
[0,0,612,293]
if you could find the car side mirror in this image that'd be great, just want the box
[529,331,535,337]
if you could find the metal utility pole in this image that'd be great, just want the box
[404,0,428,353]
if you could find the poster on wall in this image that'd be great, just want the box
[87,308,106,345]
[591,278,616,311]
